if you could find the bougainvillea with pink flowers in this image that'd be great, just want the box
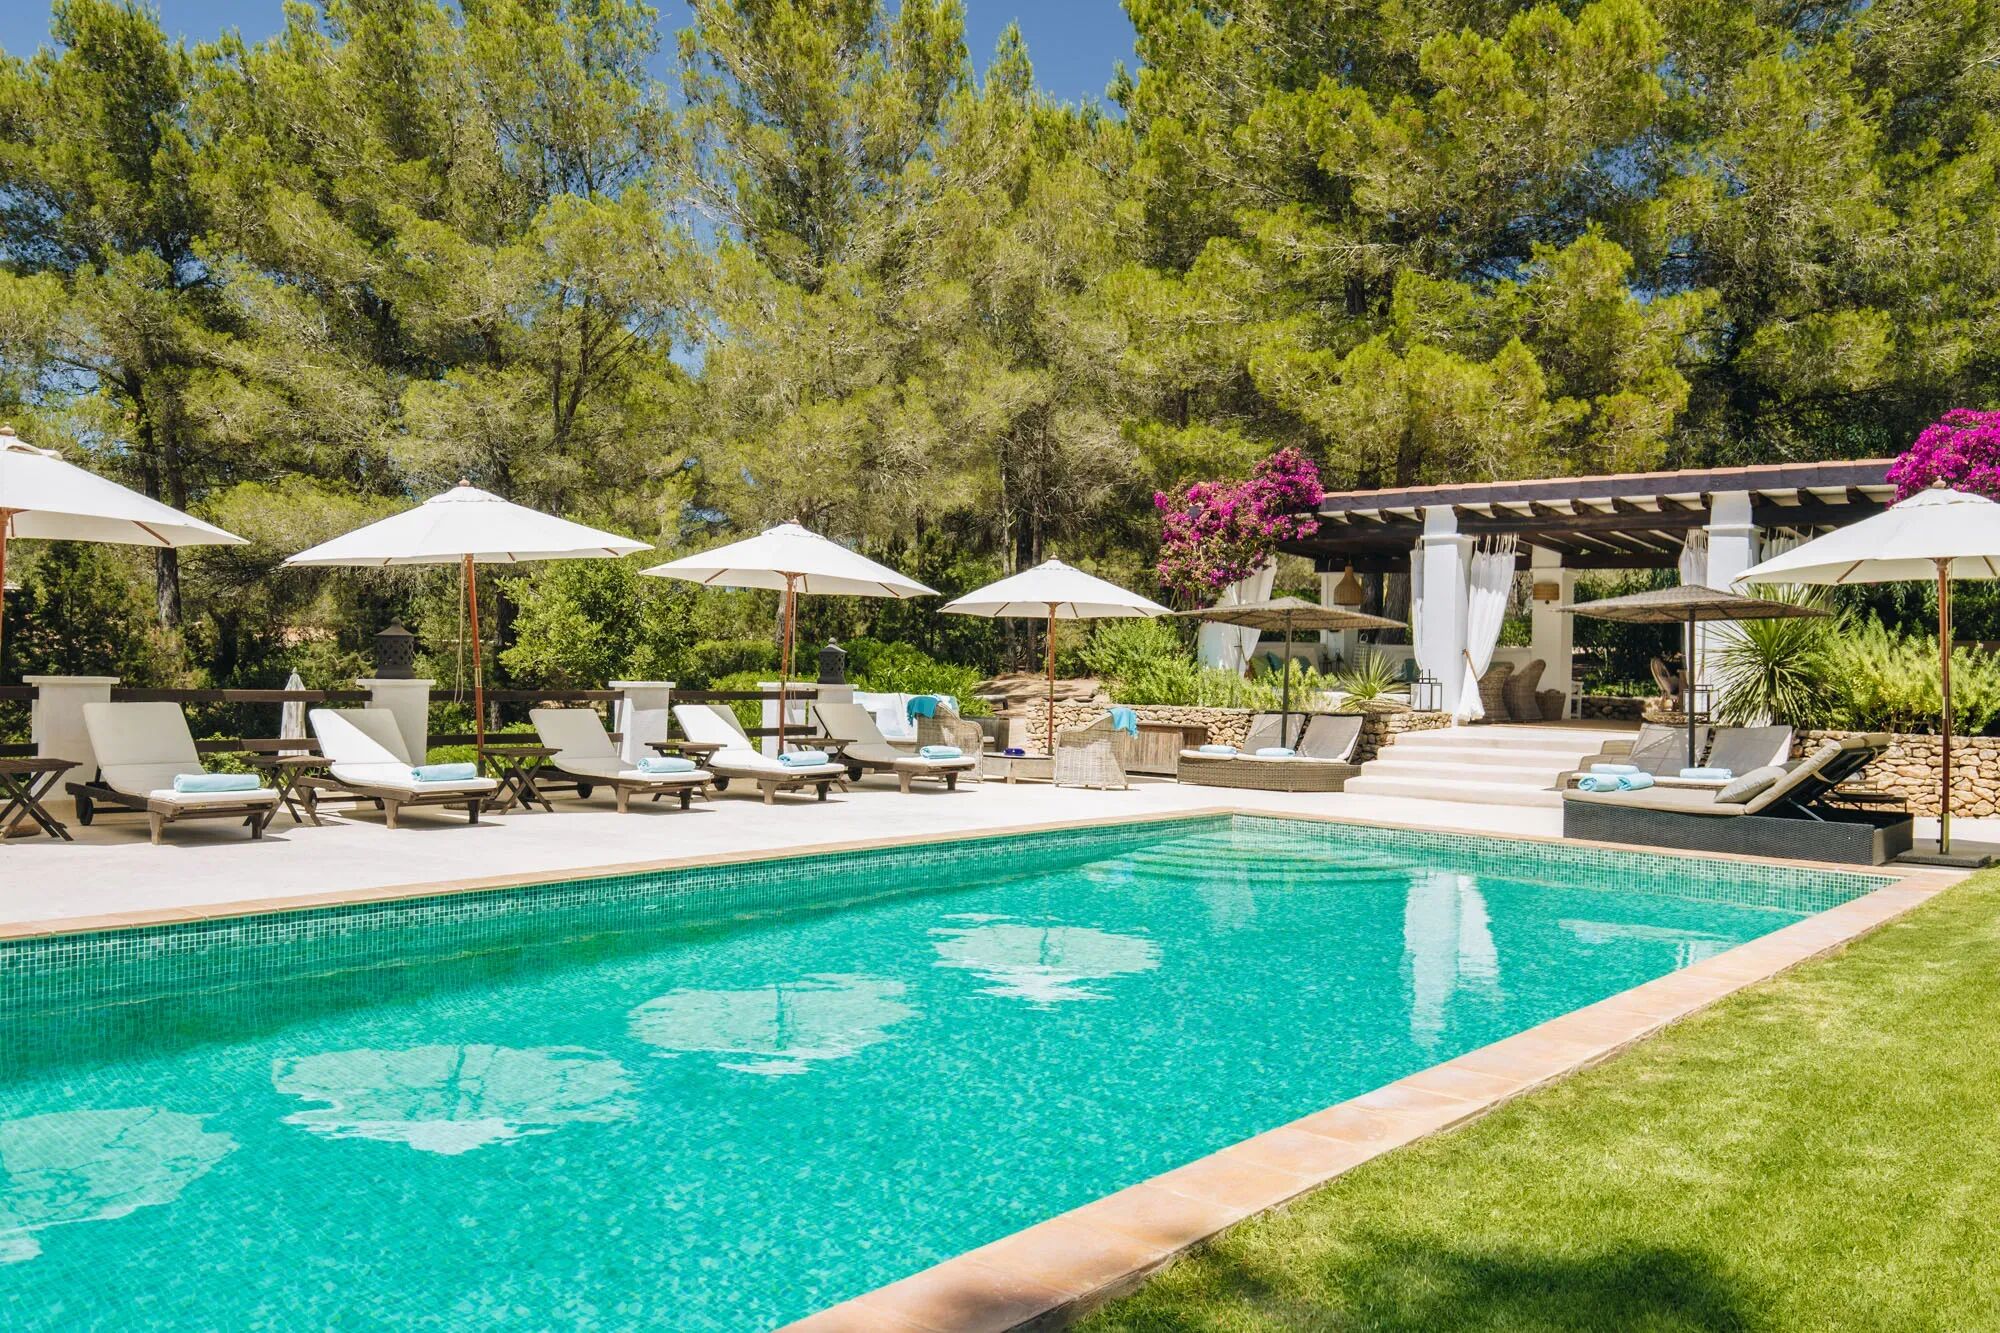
[1154,448,1324,601]
[1887,409,2000,500]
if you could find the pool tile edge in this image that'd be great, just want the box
[780,863,1958,1333]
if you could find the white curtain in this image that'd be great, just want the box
[1454,536,1517,723]
[1678,529,1708,586]
[1758,528,1806,565]
[1195,561,1277,671]
[1409,545,1428,684]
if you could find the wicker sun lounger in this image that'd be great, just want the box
[530,708,712,811]
[1562,733,1912,864]
[1177,713,1364,792]
[65,702,281,844]
[304,708,498,828]
[1559,723,1712,788]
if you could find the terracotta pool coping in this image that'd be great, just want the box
[778,840,1964,1333]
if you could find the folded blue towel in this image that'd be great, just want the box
[640,756,697,774]
[412,762,478,784]
[779,749,830,767]
[1108,707,1139,736]
[1577,773,1620,792]
[172,772,260,794]
[1198,744,1237,755]
[905,696,941,721]
[1679,767,1732,781]
[1589,763,1640,775]
[1255,746,1295,758]
[918,745,962,760]
[1618,772,1655,791]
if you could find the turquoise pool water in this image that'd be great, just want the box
[0,816,1882,1328]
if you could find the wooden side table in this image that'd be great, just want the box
[246,753,330,826]
[0,757,78,842]
[478,744,559,814]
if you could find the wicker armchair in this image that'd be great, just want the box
[1475,662,1514,721]
[1053,714,1129,790]
[916,702,986,780]
[1501,659,1545,721]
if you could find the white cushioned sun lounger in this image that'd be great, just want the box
[813,701,977,793]
[671,703,848,803]
[65,701,281,844]
[306,708,498,829]
[529,708,712,812]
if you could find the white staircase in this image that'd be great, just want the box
[1344,723,1623,809]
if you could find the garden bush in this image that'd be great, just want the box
[848,639,992,717]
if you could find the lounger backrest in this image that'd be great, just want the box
[814,701,886,746]
[1242,713,1287,751]
[674,702,752,751]
[83,701,202,795]
[1740,739,1854,814]
[1705,725,1793,774]
[531,707,618,763]
[1629,725,1709,775]
[1297,714,1363,762]
[310,708,414,767]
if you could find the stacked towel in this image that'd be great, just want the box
[918,745,962,760]
[412,762,477,784]
[1255,746,1295,758]
[1679,767,1733,781]
[1589,762,1640,776]
[1619,772,1655,790]
[779,749,830,767]
[1108,707,1139,736]
[1197,744,1237,755]
[1580,771,1655,792]
[172,772,260,794]
[639,756,697,774]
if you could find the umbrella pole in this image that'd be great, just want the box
[465,554,485,755]
[778,575,797,751]
[1045,605,1057,753]
[1685,611,1696,769]
[1938,560,1954,857]
[1281,609,1294,748]
[0,512,12,684]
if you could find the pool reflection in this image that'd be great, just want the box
[628,973,916,1076]
[930,915,1161,1004]
[1403,871,1502,1047]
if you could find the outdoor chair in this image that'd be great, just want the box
[670,703,849,803]
[1502,660,1546,721]
[529,708,712,812]
[65,702,281,845]
[914,700,985,763]
[1561,733,1912,864]
[814,702,978,793]
[303,708,497,829]
[1475,662,1514,721]
[1053,714,1129,790]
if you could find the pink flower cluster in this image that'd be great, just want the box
[1155,448,1324,599]
[1888,409,2000,500]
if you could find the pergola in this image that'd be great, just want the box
[1277,459,1895,716]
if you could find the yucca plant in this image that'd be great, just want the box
[1712,586,1839,727]
[1331,650,1406,705]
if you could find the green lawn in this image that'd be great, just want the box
[1086,869,2000,1332]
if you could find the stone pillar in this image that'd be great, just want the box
[26,675,118,779]
[610,680,673,767]
[1415,507,1473,718]
[1696,489,1759,708]
[1528,546,1575,717]
[357,677,434,765]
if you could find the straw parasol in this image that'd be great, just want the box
[643,524,936,747]
[1173,597,1402,747]
[941,560,1169,748]
[1737,482,2000,859]
[0,424,246,678]
[285,481,650,751]
[1559,583,1827,767]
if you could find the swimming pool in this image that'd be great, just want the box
[0,815,1885,1328]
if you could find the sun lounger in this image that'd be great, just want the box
[529,708,713,811]
[65,702,281,844]
[304,708,498,828]
[1559,723,1712,789]
[671,703,849,803]
[813,701,977,793]
[1177,712,1364,792]
[1645,725,1795,789]
[1562,733,1912,864]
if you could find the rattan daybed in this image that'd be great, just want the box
[1562,733,1912,864]
[1177,713,1364,792]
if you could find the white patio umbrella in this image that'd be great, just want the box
[0,425,247,678]
[1736,482,2000,859]
[940,559,1169,747]
[643,523,936,747]
[285,481,650,751]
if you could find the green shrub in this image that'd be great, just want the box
[851,640,992,717]
[1824,619,2000,735]
[706,668,774,734]
[1331,651,1405,703]
[1080,618,1188,687]
[677,637,779,687]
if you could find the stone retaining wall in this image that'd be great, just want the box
[1580,695,1647,720]
[1798,729,2000,818]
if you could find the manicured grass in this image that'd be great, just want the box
[1086,869,2000,1331]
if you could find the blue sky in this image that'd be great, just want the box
[0,1,1138,107]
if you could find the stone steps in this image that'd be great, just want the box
[1340,721,1625,810]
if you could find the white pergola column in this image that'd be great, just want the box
[610,680,674,767]
[1695,490,1759,704]
[1528,546,1574,716]
[1415,507,1473,717]
[1318,569,1360,670]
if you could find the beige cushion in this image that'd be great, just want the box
[1716,764,1785,804]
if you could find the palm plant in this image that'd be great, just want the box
[1331,650,1406,705]
[1712,586,1838,726]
